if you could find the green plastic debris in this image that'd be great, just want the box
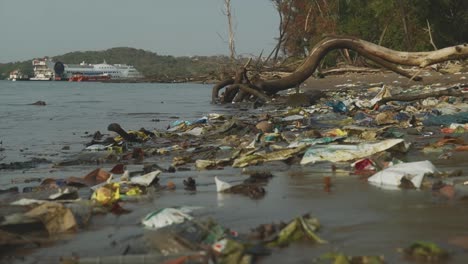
[266,215,326,247]
[403,241,449,262]
[215,239,253,264]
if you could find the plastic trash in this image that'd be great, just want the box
[130,170,161,186]
[281,115,304,122]
[353,85,392,109]
[233,145,308,168]
[141,208,194,230]
[301,139,409,165]
[191,116,208,125]
[266,215,326,247]
[367,160,437,190]
[24,202,77,234]
[326,101,348,113]
[85,144,113,151]
[215,176,233,192]
[287,137,341,148]
[48,187,79,200]
[403,241,449,262]
[181,127,204,136]
[87,171,129,191]
[91,183,120,205]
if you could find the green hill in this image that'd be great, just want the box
[0,47,231,81]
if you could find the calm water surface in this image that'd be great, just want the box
[0,80,224,163]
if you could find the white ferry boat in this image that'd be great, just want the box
[56,60,144,80]
[29,58,144,81]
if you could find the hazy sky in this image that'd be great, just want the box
[0,0,279,63]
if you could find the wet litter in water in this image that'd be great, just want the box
[1,78,468,263]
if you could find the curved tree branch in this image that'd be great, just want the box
[258,36,468,94]
[212,78,234,103]
[213,35,468,104]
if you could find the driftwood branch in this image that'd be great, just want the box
[426,19,438,51]
[212,78,234,103]
[378,84,468,105]
[236,84,270,102]
[212,35,468,104]
[362,52,423,81]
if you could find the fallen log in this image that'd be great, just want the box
[378,83,468,105]
[213,35,468,104]
[321,66,383,75]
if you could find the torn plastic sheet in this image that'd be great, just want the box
[179,126,204,136]
[141,207,197,230]
[301,139,409,165]
[215,176,233,192]
[287,137,343,148]
[368,160,438,190]
[130,170,161,186]
[281,115,305,122]
[85,143,114,151]
[355,85,392,108]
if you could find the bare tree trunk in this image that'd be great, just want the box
[224,0,236,61]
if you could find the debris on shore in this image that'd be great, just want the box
[1,79,467,263]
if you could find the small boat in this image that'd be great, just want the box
[68,74,111,82]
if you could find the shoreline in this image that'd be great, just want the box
[1,72,468,263]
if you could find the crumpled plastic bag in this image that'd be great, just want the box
[142,208,194,230]
[367,160,437,190]
[24,202,77,234]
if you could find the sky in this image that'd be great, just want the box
[0,0,279,63]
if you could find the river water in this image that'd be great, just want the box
[0,80,225,164]
[1,80,468,263]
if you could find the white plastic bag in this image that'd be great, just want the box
[142,208,193,230]
[368,160,437,190]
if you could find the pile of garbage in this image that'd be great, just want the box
[1,81,467,263]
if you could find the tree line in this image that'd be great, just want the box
[269,0,467,63]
